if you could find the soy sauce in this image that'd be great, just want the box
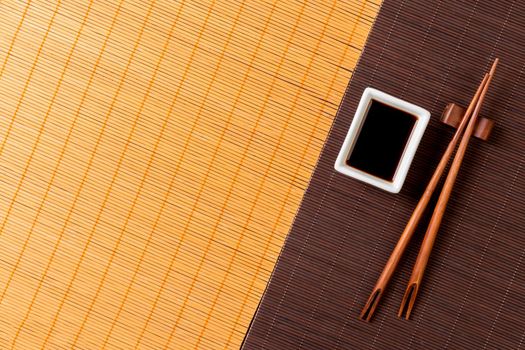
[347,100,416,181]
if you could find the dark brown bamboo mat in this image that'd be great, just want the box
[242,0,525,349]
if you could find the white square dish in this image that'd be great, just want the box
[334,87,430,193]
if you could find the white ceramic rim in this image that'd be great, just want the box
[334,87,430,193]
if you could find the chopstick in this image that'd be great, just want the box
[359,72,490,322]
[398,58,499,319]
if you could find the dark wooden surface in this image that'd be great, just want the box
[242,0,525,349]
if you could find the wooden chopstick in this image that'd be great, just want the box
[398,58,499,320]
[359,72,490,322]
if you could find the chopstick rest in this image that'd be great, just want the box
[441,103,494,141]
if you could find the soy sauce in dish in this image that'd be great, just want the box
[347,100,417,181]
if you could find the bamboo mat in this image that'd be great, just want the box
[243,0,525,349]
[0,0,379,349]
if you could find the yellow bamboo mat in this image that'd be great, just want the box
[0,0,379,348]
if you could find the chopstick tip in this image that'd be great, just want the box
[489,58,499,76]
[359,289,382,322]
[398,283,419,320]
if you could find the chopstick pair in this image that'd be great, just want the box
[360,58,499,322]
